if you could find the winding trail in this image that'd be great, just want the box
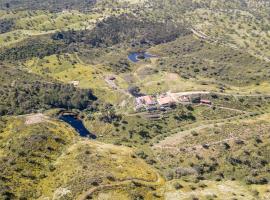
[171,90,270,98]
[51,139,165,200]
[217,106,249,113]
[153,109,270,152]
[76,171,164,200]
[191,27,270,62]
[152,110,258,150]
[104,76,133,97]
[156,136,240,153]
[153,121,227,150]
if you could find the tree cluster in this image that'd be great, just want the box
[0,19,14,34]
[0,38,66,61]
[0,0,96,12]
[0,65,97,115]
[52,14,191,47]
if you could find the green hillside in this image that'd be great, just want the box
[0,0,269,199]
[0,115,164,200]
[0,65,96,115]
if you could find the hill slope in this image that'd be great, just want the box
[0,65,96,115]
[0,115,164,200]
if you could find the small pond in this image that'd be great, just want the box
[59,115,96,139]
[128,52,156,63]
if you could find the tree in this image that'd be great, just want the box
[128,86,141,97]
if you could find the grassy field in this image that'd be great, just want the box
[23,53,131,105]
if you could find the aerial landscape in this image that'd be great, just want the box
[0,0,270,199]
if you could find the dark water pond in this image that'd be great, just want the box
[60,115,96,139]
[128,52,156,63]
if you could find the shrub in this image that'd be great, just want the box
[173,182,183,190]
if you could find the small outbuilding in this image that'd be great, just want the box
[200,99,212,105]
[136,95,156,106]
[157,95,175,107]
[179,95,190,103]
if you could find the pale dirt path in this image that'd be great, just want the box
[151,108,252,147]
[191,27,270,62]
[171,91,270,98]
[76,167,164,200]
[49,139,164,200]
[217,106,249,113]
[152,109,258,150]
[153,122,224,150]
[153,111,270,151]
[155,136,239,153]
[104,76,133,97]
[214,92,270,97]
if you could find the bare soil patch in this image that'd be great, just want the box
[25,113,48,125]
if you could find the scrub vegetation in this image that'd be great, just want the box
[0,65,96,115]
[0,0,270,199]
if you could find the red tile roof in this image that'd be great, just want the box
[200,99,212,104]
[137,96,156,105]
[157,96,174,105]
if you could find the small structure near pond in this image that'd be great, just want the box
[134,91,213,112]
[135,95,157,111]
[157,95,175,108]
[200,99,212,105]
[178,95,191,104]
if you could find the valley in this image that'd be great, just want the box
[0,0,269,199]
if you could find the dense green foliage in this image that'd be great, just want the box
[0,14,189,62]
[0,37,66,61]
[0,18,14,34]
[52,14,191,47]
[0,65,96,115]
[0,0,96,11]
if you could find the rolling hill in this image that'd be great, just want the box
[0,0,269,199]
